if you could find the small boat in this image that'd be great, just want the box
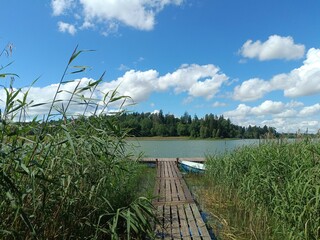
[179,160,205,173]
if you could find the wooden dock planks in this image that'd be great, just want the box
[153,160,211,240]
[141,157,206,163]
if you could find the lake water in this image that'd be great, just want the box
[127,139,260,158]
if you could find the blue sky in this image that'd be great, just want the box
[1,0,320,133]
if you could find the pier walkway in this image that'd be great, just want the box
[152,158,211,240]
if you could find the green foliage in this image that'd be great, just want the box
[205,140,320,239]
[118,112,278,139]
[0,45,156,239]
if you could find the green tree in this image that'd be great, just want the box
[190,115,200,138]
[140,117,152,136]
[177,122,189,136]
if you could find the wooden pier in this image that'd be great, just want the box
[141,157,206,163]
[152,158,211,239]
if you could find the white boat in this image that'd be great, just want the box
[179,160,205,173]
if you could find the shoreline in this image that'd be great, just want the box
[126,136,243,141]
[126,136,190,141]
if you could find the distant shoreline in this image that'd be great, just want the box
[126,136,242,141]
[126,136,190,141]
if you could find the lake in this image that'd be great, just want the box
[127,139,260,158]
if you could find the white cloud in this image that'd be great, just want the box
[224,104,252,118]
[118,64,130,71]
[224,100,319,133]
[233,78,271,101]
[1,63,229,119]
[100,69,159,103]
[234,48,320,101]
[224,100,287,119]
[299,103,320,116]
[101,21,119,36]
[239,35,305,61]
[283,48,320,97]
[51,0,183,33]
[158,64,228,99]
[80,0,154,31]
[2,71,319,133]
[51,0,74,16]
[212,101,227,107]
[275,109,297,118]
[266,119,319,134]
[100,64,228,103]
[251,100,285,115]
[58,21,77,35]
[285,100,304,108]
[261,118,288,132]
[183,96,194,105]
[152,109,160,115]
[81,20,95,29]
[189,78,222,99]
[0,78,103,119]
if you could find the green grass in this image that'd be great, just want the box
[186,139,320,239]
[135,165,157,198]
[186,174,277,240]
[0,45,157,239]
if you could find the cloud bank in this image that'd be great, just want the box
[0,64,227,118]
[234,48,320,101]
[224,100,319,133]
[228,45,320,132]
[1,53,319,133]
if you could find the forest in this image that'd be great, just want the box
[117,110,278,139]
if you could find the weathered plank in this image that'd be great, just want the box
[164,205,171,239]
[185,204,201,238]
[180,178,194,201]
[155,205,164,238]
[177,204,191,239]
[171,205,181,239]
[165,179,171,202]
[153,160,211,239]
[190,203,211,239]
[171,179,179,202]
[141,157,206,163]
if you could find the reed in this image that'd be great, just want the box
[203,139,320,239]
[0,45,157,239]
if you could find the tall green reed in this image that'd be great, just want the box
[206,140,320,239]
[0,44,156,239]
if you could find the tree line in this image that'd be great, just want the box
[117,110,278,139]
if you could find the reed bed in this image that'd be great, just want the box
[203,140,320,239]
[0,46,156,239]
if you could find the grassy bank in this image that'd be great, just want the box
[187,140,320,239]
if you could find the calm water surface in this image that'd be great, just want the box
[128,139,260,158]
